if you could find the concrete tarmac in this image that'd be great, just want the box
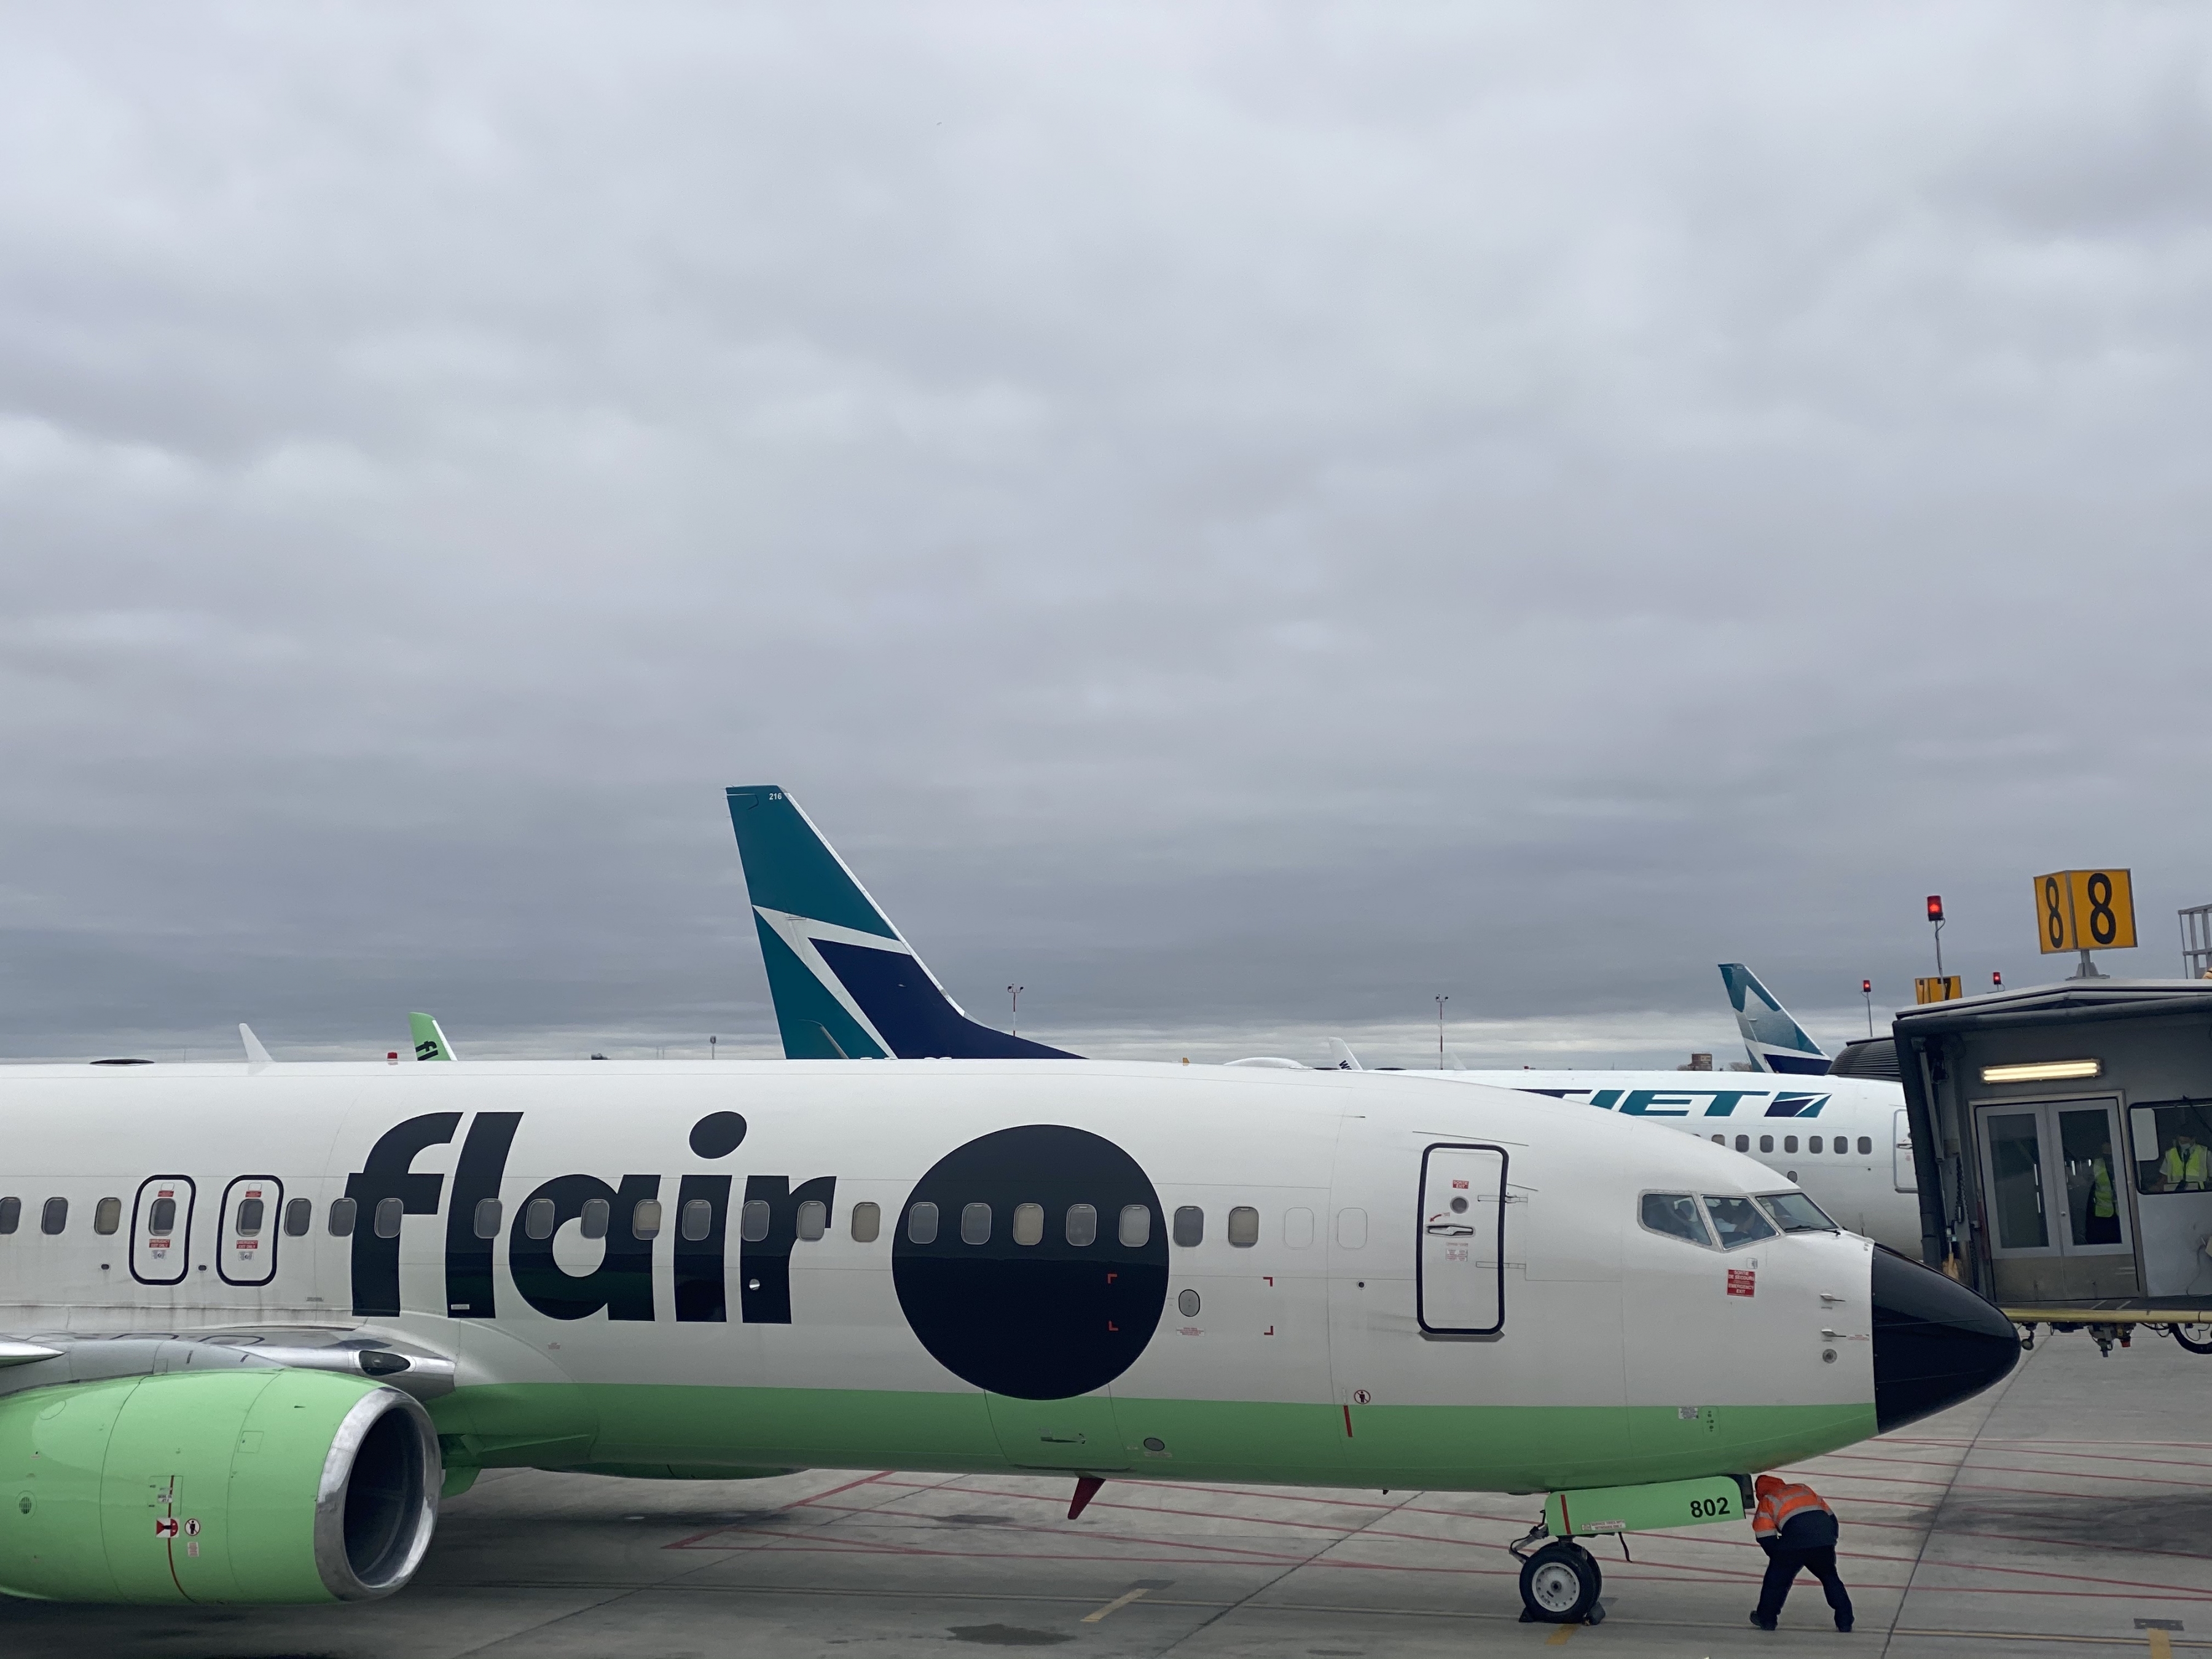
[6,1328,2210,1657]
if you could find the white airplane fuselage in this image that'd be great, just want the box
[1424,1072,1917,1254]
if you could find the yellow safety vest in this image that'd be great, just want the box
[2091,1159,2116,1218]
[2162,1144,2210,1191]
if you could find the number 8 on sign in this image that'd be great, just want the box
[2032,869,2137,955]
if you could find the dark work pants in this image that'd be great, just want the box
[1756,1544,1853,1626]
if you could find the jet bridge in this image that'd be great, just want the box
[1897,979,2212,1353]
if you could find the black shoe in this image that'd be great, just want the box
[1749,1612,1778,1631]
[1837,1618,1854,1633]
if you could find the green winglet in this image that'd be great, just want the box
[409,1012,458,1062]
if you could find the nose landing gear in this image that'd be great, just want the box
[1511,1526,1605,1625]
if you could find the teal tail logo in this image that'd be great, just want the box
[1717,964,1829,1076]
[727,787,1077,1061]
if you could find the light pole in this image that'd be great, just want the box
[710,1034,717,1061]
[1008,986,1023,1037]
[1435,995,1448,1070]
[1861,978,1873,1039]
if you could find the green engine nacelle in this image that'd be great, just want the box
[0,1367,439,1604]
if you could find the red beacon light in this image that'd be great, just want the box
[1862,978,1872,995]
[1926,895,1945,924]
[1992,971,2004,989]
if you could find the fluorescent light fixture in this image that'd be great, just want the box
[1980,1059,2102,1084]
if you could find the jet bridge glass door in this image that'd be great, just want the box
[1974,1097,2135,1301]
[1417,1143,1507,1336]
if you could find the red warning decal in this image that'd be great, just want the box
[154,1518,179,1538]
[1727,1269,1755,1298]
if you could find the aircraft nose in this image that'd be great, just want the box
[1871,1247,2019,1432]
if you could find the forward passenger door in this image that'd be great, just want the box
[1416,1144,1507,1336]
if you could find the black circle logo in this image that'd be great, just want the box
[892,1124,1167,1400]
[689,1112,747,1159]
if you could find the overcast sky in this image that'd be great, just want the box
[2,4,2209,1067]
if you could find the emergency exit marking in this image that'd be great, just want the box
[2033,869,2137,954]
[1727,1269,1755,1297]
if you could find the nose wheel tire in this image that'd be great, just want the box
[2171,1323,2212,1355]
[1518,1540,1603,1623]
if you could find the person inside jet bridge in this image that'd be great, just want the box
[1748,1473,1854,1633]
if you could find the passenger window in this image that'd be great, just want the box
[1857,1136,1872,1155]
[680,1199,713,1241]
[796,1199,827,1241]
[1758,1135,1774,1154]
[1011,1202,1043,1246]
[1808,1135,1822,1153]
[1118,1204,1150,1247]
[0,1197,17,1234]
[1227,1206,1259,1247]
[233,1198,263,1235]
[1702,1194,1778,1249]
[474,1198,503,1239]
[1640,1192,1709,1245]
[40,1198,66,1236]
[1735,1134,1749,1152]
[1173,1206,1204,1247]
[283,1197,312,1236]
[94,1197,123,1235]
[908,1201,939,1244]
[524,1198,555,1241]
[580,1198,610,1241]
[327,1197,357,1237]
[849,1201,880,1242]
[1065,1203,1097,1247]
[1336,1207,1367,1249]
[1283,1206,1314,1248]
[1783,1136,1798,1155]
[740,1199,771,1242]
[632,1199,663,1240]
[960,1202,992,1245]
[1711,1134,1725,1145]
[375,1196,405,1239]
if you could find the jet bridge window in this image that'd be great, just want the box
[0,1198,18,1234]
[1701,1194,1776,1249]
[40,1198,66,1235]
[1640,1192,1711,1246]
[2127,1100,2212,1193]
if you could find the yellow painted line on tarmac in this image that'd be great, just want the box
[1081,1588,1151,1623]
[2150,1631,2173,1659]
[1543,1620,1577,1645]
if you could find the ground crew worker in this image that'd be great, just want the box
[2159,1132,2210,1193]
[1749,1473,1853,1633]
[2085,1141,2120,1244]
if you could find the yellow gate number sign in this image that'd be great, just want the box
[1915,976,1962,1005]
[2033,869,2137,954]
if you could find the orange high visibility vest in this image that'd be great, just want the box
[1752,1482,1832,1540]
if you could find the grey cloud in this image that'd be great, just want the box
[1,4,2209,1065]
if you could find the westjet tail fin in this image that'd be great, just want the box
[410,1013,458,1062]
[1718,963,1829,1075]
[726,786,1078,1061]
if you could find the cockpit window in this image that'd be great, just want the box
[1703,1194,1778,1249]
[1756,1191,1839,1233]
[1640,1192,1712,1246]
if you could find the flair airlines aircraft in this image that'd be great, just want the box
[723,788,1922,1253]
[0,1057,2014,1620]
